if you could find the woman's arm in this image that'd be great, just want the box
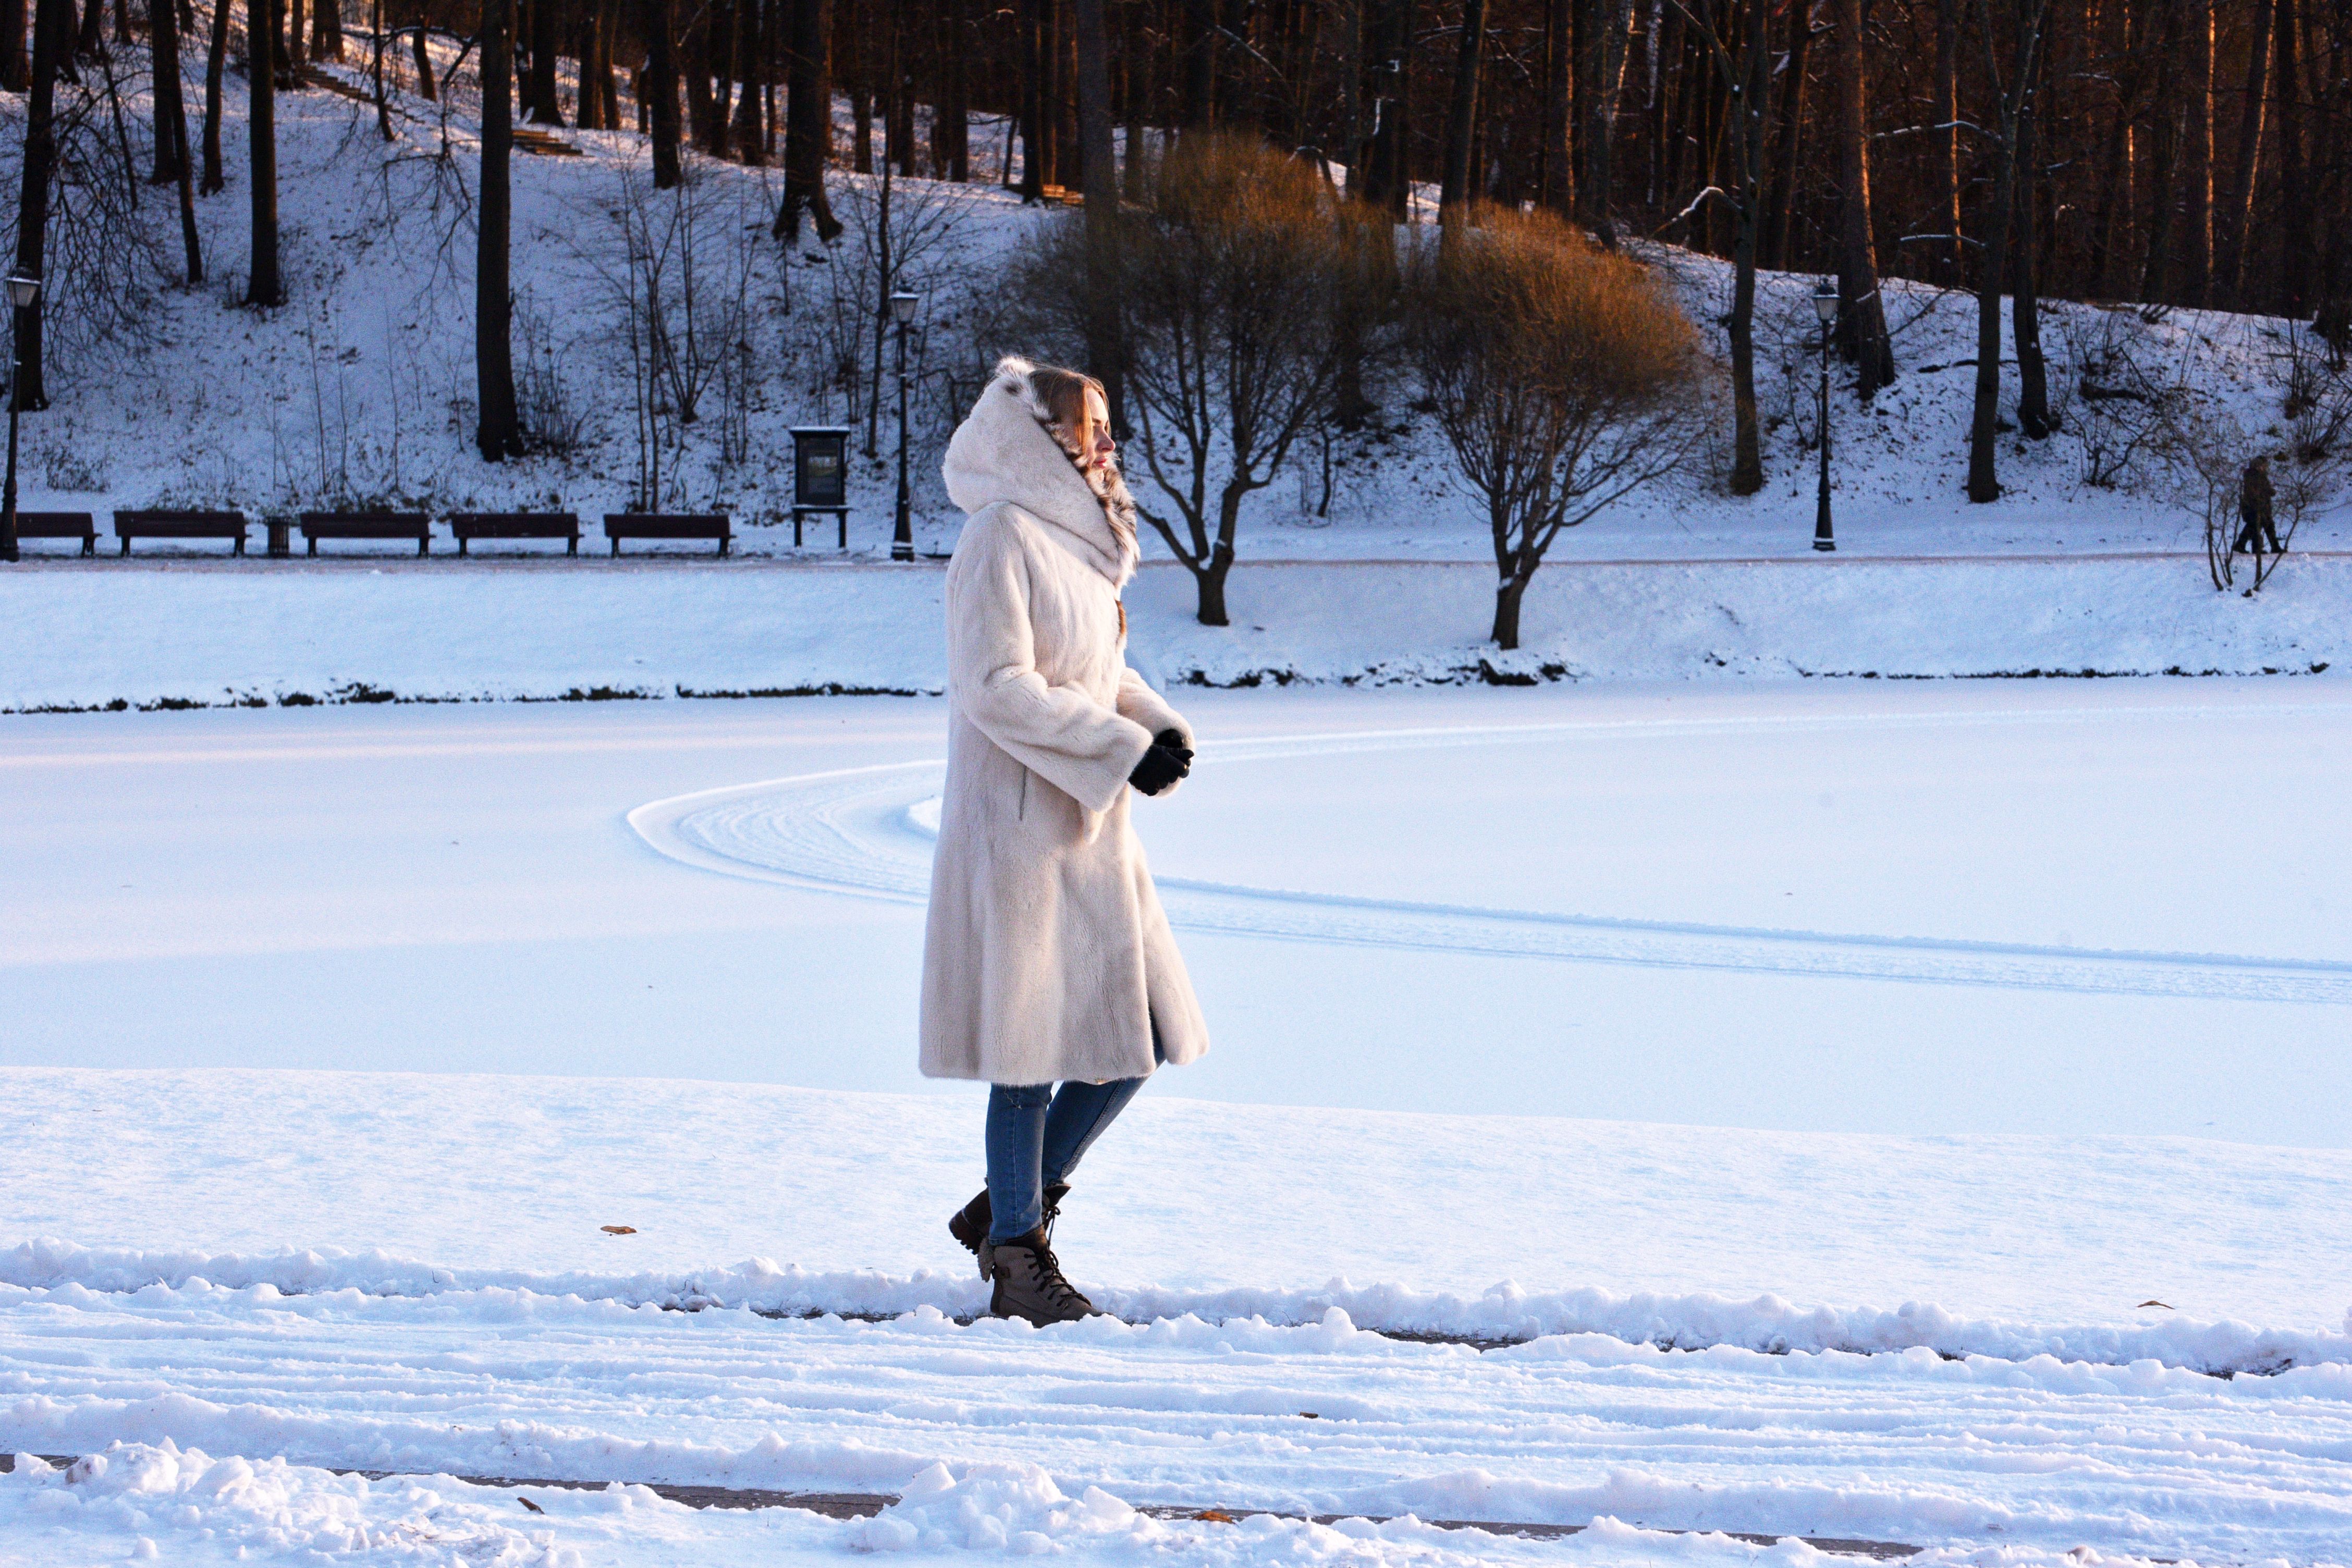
[1114,665,1190,748]
[947,514,1156,814]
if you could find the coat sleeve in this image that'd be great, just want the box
[947,513,1157,814]
[1116,666,1192,749]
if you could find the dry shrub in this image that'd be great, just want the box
[1408,209,1705,648]
[1004,132,1392,626]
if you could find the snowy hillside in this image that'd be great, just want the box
[6,44,2346,564]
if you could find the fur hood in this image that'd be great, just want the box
[941,356,1141,588]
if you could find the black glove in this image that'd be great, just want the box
[1129,729,1194,797]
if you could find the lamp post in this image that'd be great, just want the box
[1,274,39,565]
[1811,280,1838,554]
[889,290,918,562]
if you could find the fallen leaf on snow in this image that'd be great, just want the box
[601,1226,638,1235]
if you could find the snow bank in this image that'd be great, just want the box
[6,1240,2341,1378]
[2,555,2346,712]
[0,1442,609,1566]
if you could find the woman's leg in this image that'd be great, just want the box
[984,1083,1055,1242]
[1039,1023,1166,1189]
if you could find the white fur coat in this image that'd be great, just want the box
[918,359,1209,1085]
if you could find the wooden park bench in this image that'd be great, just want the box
[448,511,581,556]
[602,513,732,557]
[9,511,97,555]
[299,511,434,556]
[113,509,249,556]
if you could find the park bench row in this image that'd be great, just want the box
[9,510,738,557]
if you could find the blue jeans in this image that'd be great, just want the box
[985,1023,1163,1243]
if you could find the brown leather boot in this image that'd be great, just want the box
[948,1183,1068,1281]
[986,1228,1096,1326]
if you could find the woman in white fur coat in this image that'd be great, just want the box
[926,357,1210,1327]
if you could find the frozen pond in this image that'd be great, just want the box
[7,679,2346,1146]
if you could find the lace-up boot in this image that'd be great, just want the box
[948,1183,1069,1281]
[986,1228,1097,1326]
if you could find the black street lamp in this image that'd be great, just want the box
[0,273,37,565]
[1811,280,1838,554]
[889,290,918,562]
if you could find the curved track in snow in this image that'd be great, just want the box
[628,722,2352,1006]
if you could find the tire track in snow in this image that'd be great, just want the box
[626,723,2352,1006]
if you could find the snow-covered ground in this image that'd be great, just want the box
[3,553,2348,712]
[6,685,2351,1565]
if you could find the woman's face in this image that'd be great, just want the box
[1075,387,1116,474]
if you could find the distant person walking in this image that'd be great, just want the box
[2234,457,2282,556]
[924,357,1210,1327]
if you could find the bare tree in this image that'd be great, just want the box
[1964,0,2052,502]
[247,0,285,304]
[1409,209,1703,649]
[1575,0,1632,245]
[201,0,228,192]
[773,0,836,234]
[2,0,27,91]
[11,0,72,409]
[477,0,522,457]
[1439,0,1485,220]
[644,0,682,187]
[1072,0,1123,428]
[147,0,202,281]
[1669,0,1771,494]
[1827,0,1892,396]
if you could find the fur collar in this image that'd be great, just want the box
[941,356,1141,588]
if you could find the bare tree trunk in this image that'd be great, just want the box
[2273,0,2309,313]
[410,12,434,96]
[1362,0,1412,215]
[1574,0,1625,244]
[149,0,188,182]
[2138,0,2179,302]
[2015,30,2048,435]
[525,0,561,120]
[1181,0,1215,128]
[2185,0,2210,302]
[2218,0,2273,301]
[1828,0,1892,394]
[200,0,227,190]
[13,0,68,410]
[2,0,28,90]
[1018,0,1044,194]
[730,0,764,158]
[247,0,284,304]
[1439,0,1485,221]
[645,0,681,185]
[774,0,837,234]
[1074,0,1125,429]
[314,0,341,60]
[1968,0,2049,501]
[707,0,733,154]
[1541,0,1570,211]
[75,0,98,59]
[1039,0,1061,183]
[147,0,203,281]
[478,0,521,459]
[945,0,971,179]
[1936,0,1961,281]
[575,0,604,126]
[1726,0,1767,494]
[370,0,391,136]
[1762,0,1809,270]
